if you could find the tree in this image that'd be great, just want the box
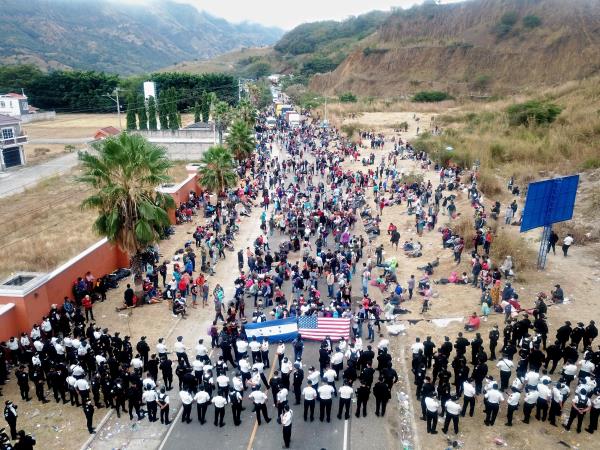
[157,90,169,130]
[194,101,201,123]
[506,100,562,126]
[200,90,211,122]
[78,133,174,281]
[167,87,179,131]
[147,96,158,130]
[212,100,231,144]
[197,145,238,195]
[235,99,256,127]
[226,120,256,162]
[137,94,148,131]
[125,94,137,130]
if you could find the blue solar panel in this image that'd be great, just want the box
[520,175,579,232]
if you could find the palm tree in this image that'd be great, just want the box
[236,99,257,127]
[226,120,256,162]
[78,133,175,281]
[198,145,238,195]
[211,100,231,144]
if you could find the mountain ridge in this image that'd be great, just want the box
[0,0,284,75]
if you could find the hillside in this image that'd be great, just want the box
[160,10,392,80]
[311,0,600,96]
[0,0,283,75]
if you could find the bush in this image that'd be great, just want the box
[494,11,519,38]
[476,170,502,196]
[339,92,357,103]
[581,158,600,170]
[522,15,542,28]
[362,47,389,57]
[412,91,453,102]
[341,123,360,137]
[489,230,536,278]
[64,144,76,153]
[399,172,424,185]
[489,143,507,163]
[506,100,563,126]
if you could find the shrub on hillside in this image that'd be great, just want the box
[412,91,453,102]
[522,15,542,28]
[476,170,502,196]
[339,92,358,103]
[362,47,389,57]
[581,158,600,170]
[506,100,562,126]
[490,230,536,279]
[494,11,519,38]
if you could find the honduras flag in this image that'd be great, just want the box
[245,317,298,343]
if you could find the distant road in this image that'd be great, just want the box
[0,152,79,198]
[28,138,93,144]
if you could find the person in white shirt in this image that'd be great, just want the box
[239,358,251,388]
[424,393,440,434]
[565,388,591,433]
[562,234,574,257]
[174,336,189,367]
[497,357,514,391]
[317,382,335,422]
[331,349,344,380]
[142,387,158,422]
[323,366,337,396]
[276,387,289,421]
[505,387,521,426]
[276,342,286,369]
[236,337,249,362]
[411,338,424,356]
[548,382,564,426]
[587,393,600,434]
[261,340,270,369]
[143,375,156,391]
[522,386,539,423]
[194,386,211,425]
[216,373,230,397]
[179,389,194,424]
[536,379,551,421]
[484,384,504,426]
[462,378,476,417]
[156,338,168,359]
[525,370,540,390]
[281,404,293,448]
[75,378,90,403]
[211,394,228,427]
[249,388,271,425]
[562,362,578,386]
[195,339,208,362]
[337,382,354,420]
[249,337,262,363]
[442,396,462,434]
[302,380,317,421]
[307,366,320,386]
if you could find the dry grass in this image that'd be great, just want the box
[24,113,195,140]
[490,229,536,278]
[0,169,98,279]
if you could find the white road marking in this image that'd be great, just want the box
[343,418,349,450]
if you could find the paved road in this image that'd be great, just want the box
[161,140,396,450]
[0,152,78,198]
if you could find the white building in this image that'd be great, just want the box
[0,114,27,170]
[0,93,30,118]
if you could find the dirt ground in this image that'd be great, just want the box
[0,161,191,279]
[342,114,600,450]
[23,113,195,141]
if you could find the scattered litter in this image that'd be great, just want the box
[387,323,406,335]
[493,437,507,446]
[431,317,463,327]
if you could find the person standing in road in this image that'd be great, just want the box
[425,393,440,434]
[211,393,227,427]
[484,383,504,426]
[302,380,317,422]
[157,386,170,425]
[228,389,243,426]
[179,388,193,424]
[317,381,334,422]
[281,404,293,448]
[249,387,271,425]
[337,382,353,420]
[4,401,18,440]
[355,381,371,418]
[142,386,158,422]
[83,399,95,434]
[373,377,391,416]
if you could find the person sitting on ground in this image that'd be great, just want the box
[465,312,481,331]
[551,284,564,303]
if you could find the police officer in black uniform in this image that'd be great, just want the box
[83,399,95,434]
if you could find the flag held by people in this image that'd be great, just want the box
[245,317,298,343]
[297,316,351,341]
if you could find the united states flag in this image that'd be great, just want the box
[297,316,351,341]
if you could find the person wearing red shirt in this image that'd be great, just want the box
[82,295,94,322]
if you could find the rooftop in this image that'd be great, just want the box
[0,114,20,126]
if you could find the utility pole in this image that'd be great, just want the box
[106,88,122,130]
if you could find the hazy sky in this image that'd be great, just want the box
[119,0,463,29]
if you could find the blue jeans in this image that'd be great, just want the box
[328,285,334,298]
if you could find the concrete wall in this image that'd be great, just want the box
[20,111,56,123]
[0,170,203,340]
[133,129,217,160]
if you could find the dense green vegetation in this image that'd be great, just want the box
[0,65,237,113]
[506,100,562,126]
[412,91,453,102]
